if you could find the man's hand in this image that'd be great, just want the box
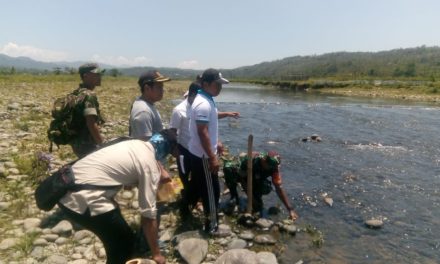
[289,209,299,221]
[208,156,220,173]
[152,254,166,264]
[217,141,224,156]
[227,112,240,118]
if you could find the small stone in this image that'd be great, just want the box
[71,253,83,260]
[324,197,333,207]
[51,220,73,235]
[78,237,92,245]
[33,238,48,246]
[30,246,44,260]
[255,218,273,229]
[8,168,20,175]
[23,218,42,231]
[257,251,278,264]
[177,238,208,264]
[365,219,384,228]
[45,254,68,264]
[73,230,93,241]
[0,238,17,250]
[238,231,254,241]
[280,224,297,235]
[0,202,11,210]
[254,234,277,245]
[227,239,247,250]
[54,237,68,245]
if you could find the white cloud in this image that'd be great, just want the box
[0,42,69,62]
[91,54,151,67]
[177,60,200,69]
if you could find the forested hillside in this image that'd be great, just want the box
[224,46,440,80]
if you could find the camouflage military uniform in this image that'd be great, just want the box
[69,85,104,157]
[223,151,282,212]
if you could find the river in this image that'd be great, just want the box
[214,83,440,263]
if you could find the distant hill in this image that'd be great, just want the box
[0,53,200,78]
[2,46,440,80]
[223,46,440,80]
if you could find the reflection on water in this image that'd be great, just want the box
[216,83,440,263]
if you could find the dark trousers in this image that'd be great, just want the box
[189,152,220,232]
[60,205,135,264]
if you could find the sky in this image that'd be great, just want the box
[0,0,439,69]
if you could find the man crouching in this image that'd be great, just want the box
[58,129,177,264]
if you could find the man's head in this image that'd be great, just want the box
[201,68,229,97]
[138,70,170,103]
[79,63,105,89]
[261,151,281,171]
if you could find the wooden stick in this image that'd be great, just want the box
[246,134,253,214]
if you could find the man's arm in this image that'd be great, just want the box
[218,111,240,119]
[196,123,219,172]
[85,115,104,144]
[274,184,299,221]
[141,217,166,264]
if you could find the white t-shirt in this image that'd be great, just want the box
[59,140,161,219]
[129,97,163,139]
[188,91,218,158]
[169,99,191,150]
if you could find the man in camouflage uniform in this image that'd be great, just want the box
[70,63,105,158]
[223,151,299,220]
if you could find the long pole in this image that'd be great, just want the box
[246,134,253,214]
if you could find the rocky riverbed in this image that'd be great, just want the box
[0,77,303,264]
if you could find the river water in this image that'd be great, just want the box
[214,83,440,264]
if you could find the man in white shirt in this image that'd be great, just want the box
[169,82,200,216]
[59,129,177,264]
[188,68,229,233]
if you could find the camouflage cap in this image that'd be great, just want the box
[78,63,105,75]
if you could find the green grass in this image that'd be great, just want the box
[13,231,40,256]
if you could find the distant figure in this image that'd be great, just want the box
[129,70,170,140]
[59,129,177,264]
[70,63,105,157]
[188,68,230,233]
[223,151,299,221]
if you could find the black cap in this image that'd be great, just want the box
[201,68,229,84]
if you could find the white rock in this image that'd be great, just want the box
[73,230,93,241]
[45,254,68,264]
[177,238,208,264]
[365,219,384,228]
[0,238,18,250]
[51,220,73,235]
[257,252,278,264]
[55,237,68,245]
[32,238,48,246]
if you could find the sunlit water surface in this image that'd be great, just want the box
[209,83,440,263]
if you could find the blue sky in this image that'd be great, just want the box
[0,0,439,69]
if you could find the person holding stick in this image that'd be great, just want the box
[223,150,299,221]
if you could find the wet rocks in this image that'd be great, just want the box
[254,234,277,245]
[215,249,257,264]
[301,134,322,142]
[255,218,274,229]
